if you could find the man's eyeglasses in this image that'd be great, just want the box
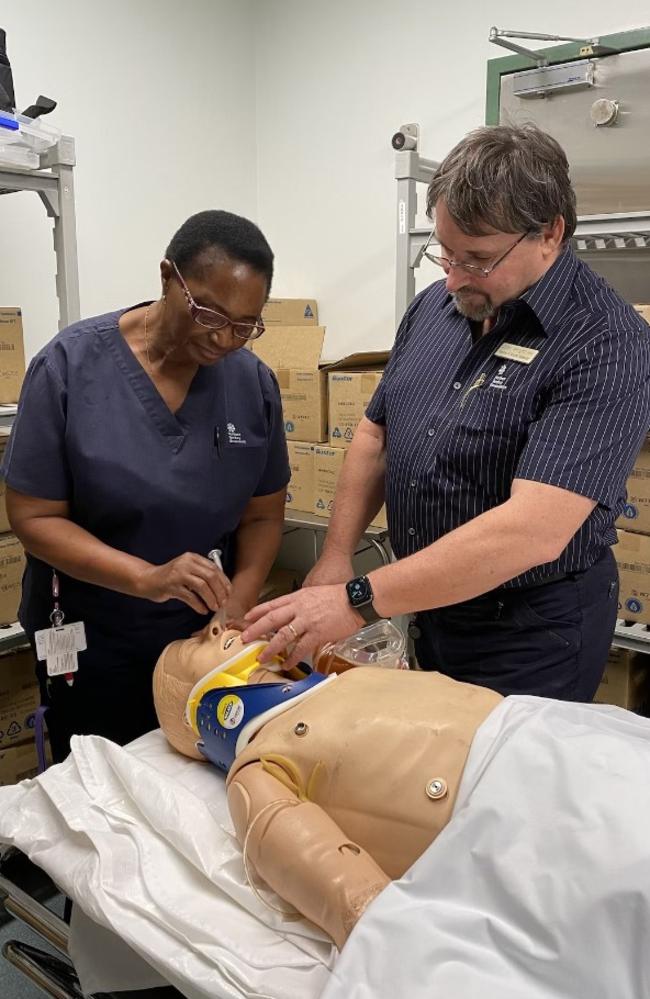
[171,261,265,340]
[422,230,530,279]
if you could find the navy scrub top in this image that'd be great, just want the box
[1,306,290,657]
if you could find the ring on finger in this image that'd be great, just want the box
[287,622,300,642]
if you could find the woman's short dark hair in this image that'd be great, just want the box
[166,210,274,290]
[426,123,577,241]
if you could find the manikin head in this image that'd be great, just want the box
[152,616,325,770]
[153,616,408,770]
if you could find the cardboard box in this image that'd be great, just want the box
[259,567,303,603]
[0,738,41,786]
[313,445,345,518]
[0,308,26,404]
[593,647,645,711]
[0,429,10,533]
[614,529,650,624]
[0,533,25,626]
[253,326,329,442]
[286,441,315,514]
[634,304,650,324]
[313,444,387,530]
[0,647,39,749]
[262,299,318,326]
[328,353,389,449]
[617,438,650,535]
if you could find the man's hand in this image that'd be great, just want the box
[241,585,363,669]
[303,553,355,588]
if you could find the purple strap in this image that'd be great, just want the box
[34,705,50,774]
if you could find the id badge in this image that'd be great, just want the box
[35,621,87,678]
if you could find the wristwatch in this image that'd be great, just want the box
[345,575,383,625]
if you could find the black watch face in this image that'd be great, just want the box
[347,576,372,607]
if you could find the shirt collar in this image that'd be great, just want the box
[442,246,579,338]
[519,245,579,336]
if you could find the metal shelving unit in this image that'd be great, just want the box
[284,508,391,566]
[0,134,80,330]
[613,619,650,653]
[394,148,437,327]
[0,134,80,654]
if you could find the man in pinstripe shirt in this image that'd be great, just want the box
[243,124,650,701]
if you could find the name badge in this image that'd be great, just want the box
[494,343,539,365]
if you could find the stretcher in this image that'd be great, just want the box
[1,697,650,999]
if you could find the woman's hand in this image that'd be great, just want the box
[138,553,231,614]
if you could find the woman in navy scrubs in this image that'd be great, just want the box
[2,210,290,761]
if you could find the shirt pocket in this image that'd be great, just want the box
[454,384,530,436]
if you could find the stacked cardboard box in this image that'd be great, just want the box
[327,355,388,450]
[608,393,650,710]
[616,438,650,536]
[254,325,330,443]
[0,532,24,625]
[614,529,650,625]
[0,646,45,786]
[0,308,26,404]
[614,432,650,626]
[593,647,646,711]
[254,300,389,529]
[262,299,318,327]
[0,309,26,625]
[0,428,11,533]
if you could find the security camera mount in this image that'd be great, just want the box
[391,123,419,151]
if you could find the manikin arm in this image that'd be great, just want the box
[227,761,390,949]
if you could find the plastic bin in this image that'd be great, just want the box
[0,143,39,169]
[0,110,60,165]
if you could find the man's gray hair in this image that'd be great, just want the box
[426,123,577,241]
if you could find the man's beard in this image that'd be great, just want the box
[452,289,497,322]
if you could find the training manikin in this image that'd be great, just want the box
[153,616,502,949]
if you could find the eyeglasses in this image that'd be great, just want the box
[422,230,530,279]
[171,261,265,340]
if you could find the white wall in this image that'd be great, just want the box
[0,0,257,360]
[2,2,650,364]
[254,0,650,360]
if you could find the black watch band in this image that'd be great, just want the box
[345,575,382,625]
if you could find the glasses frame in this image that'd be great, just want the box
[171,261,265,340]
[422,230,531,279]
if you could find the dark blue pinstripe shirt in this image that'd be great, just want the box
[367,248,650,587]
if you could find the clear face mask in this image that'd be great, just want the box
[314,620,408,675]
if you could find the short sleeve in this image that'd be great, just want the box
[515,327,650,508]
[1,354,71,500]
[254,366,290,497]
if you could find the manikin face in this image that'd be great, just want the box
[153,617,284,760]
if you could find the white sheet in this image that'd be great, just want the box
[0,730,335,999]
[2,698,650,999]
[324,696,650,999]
